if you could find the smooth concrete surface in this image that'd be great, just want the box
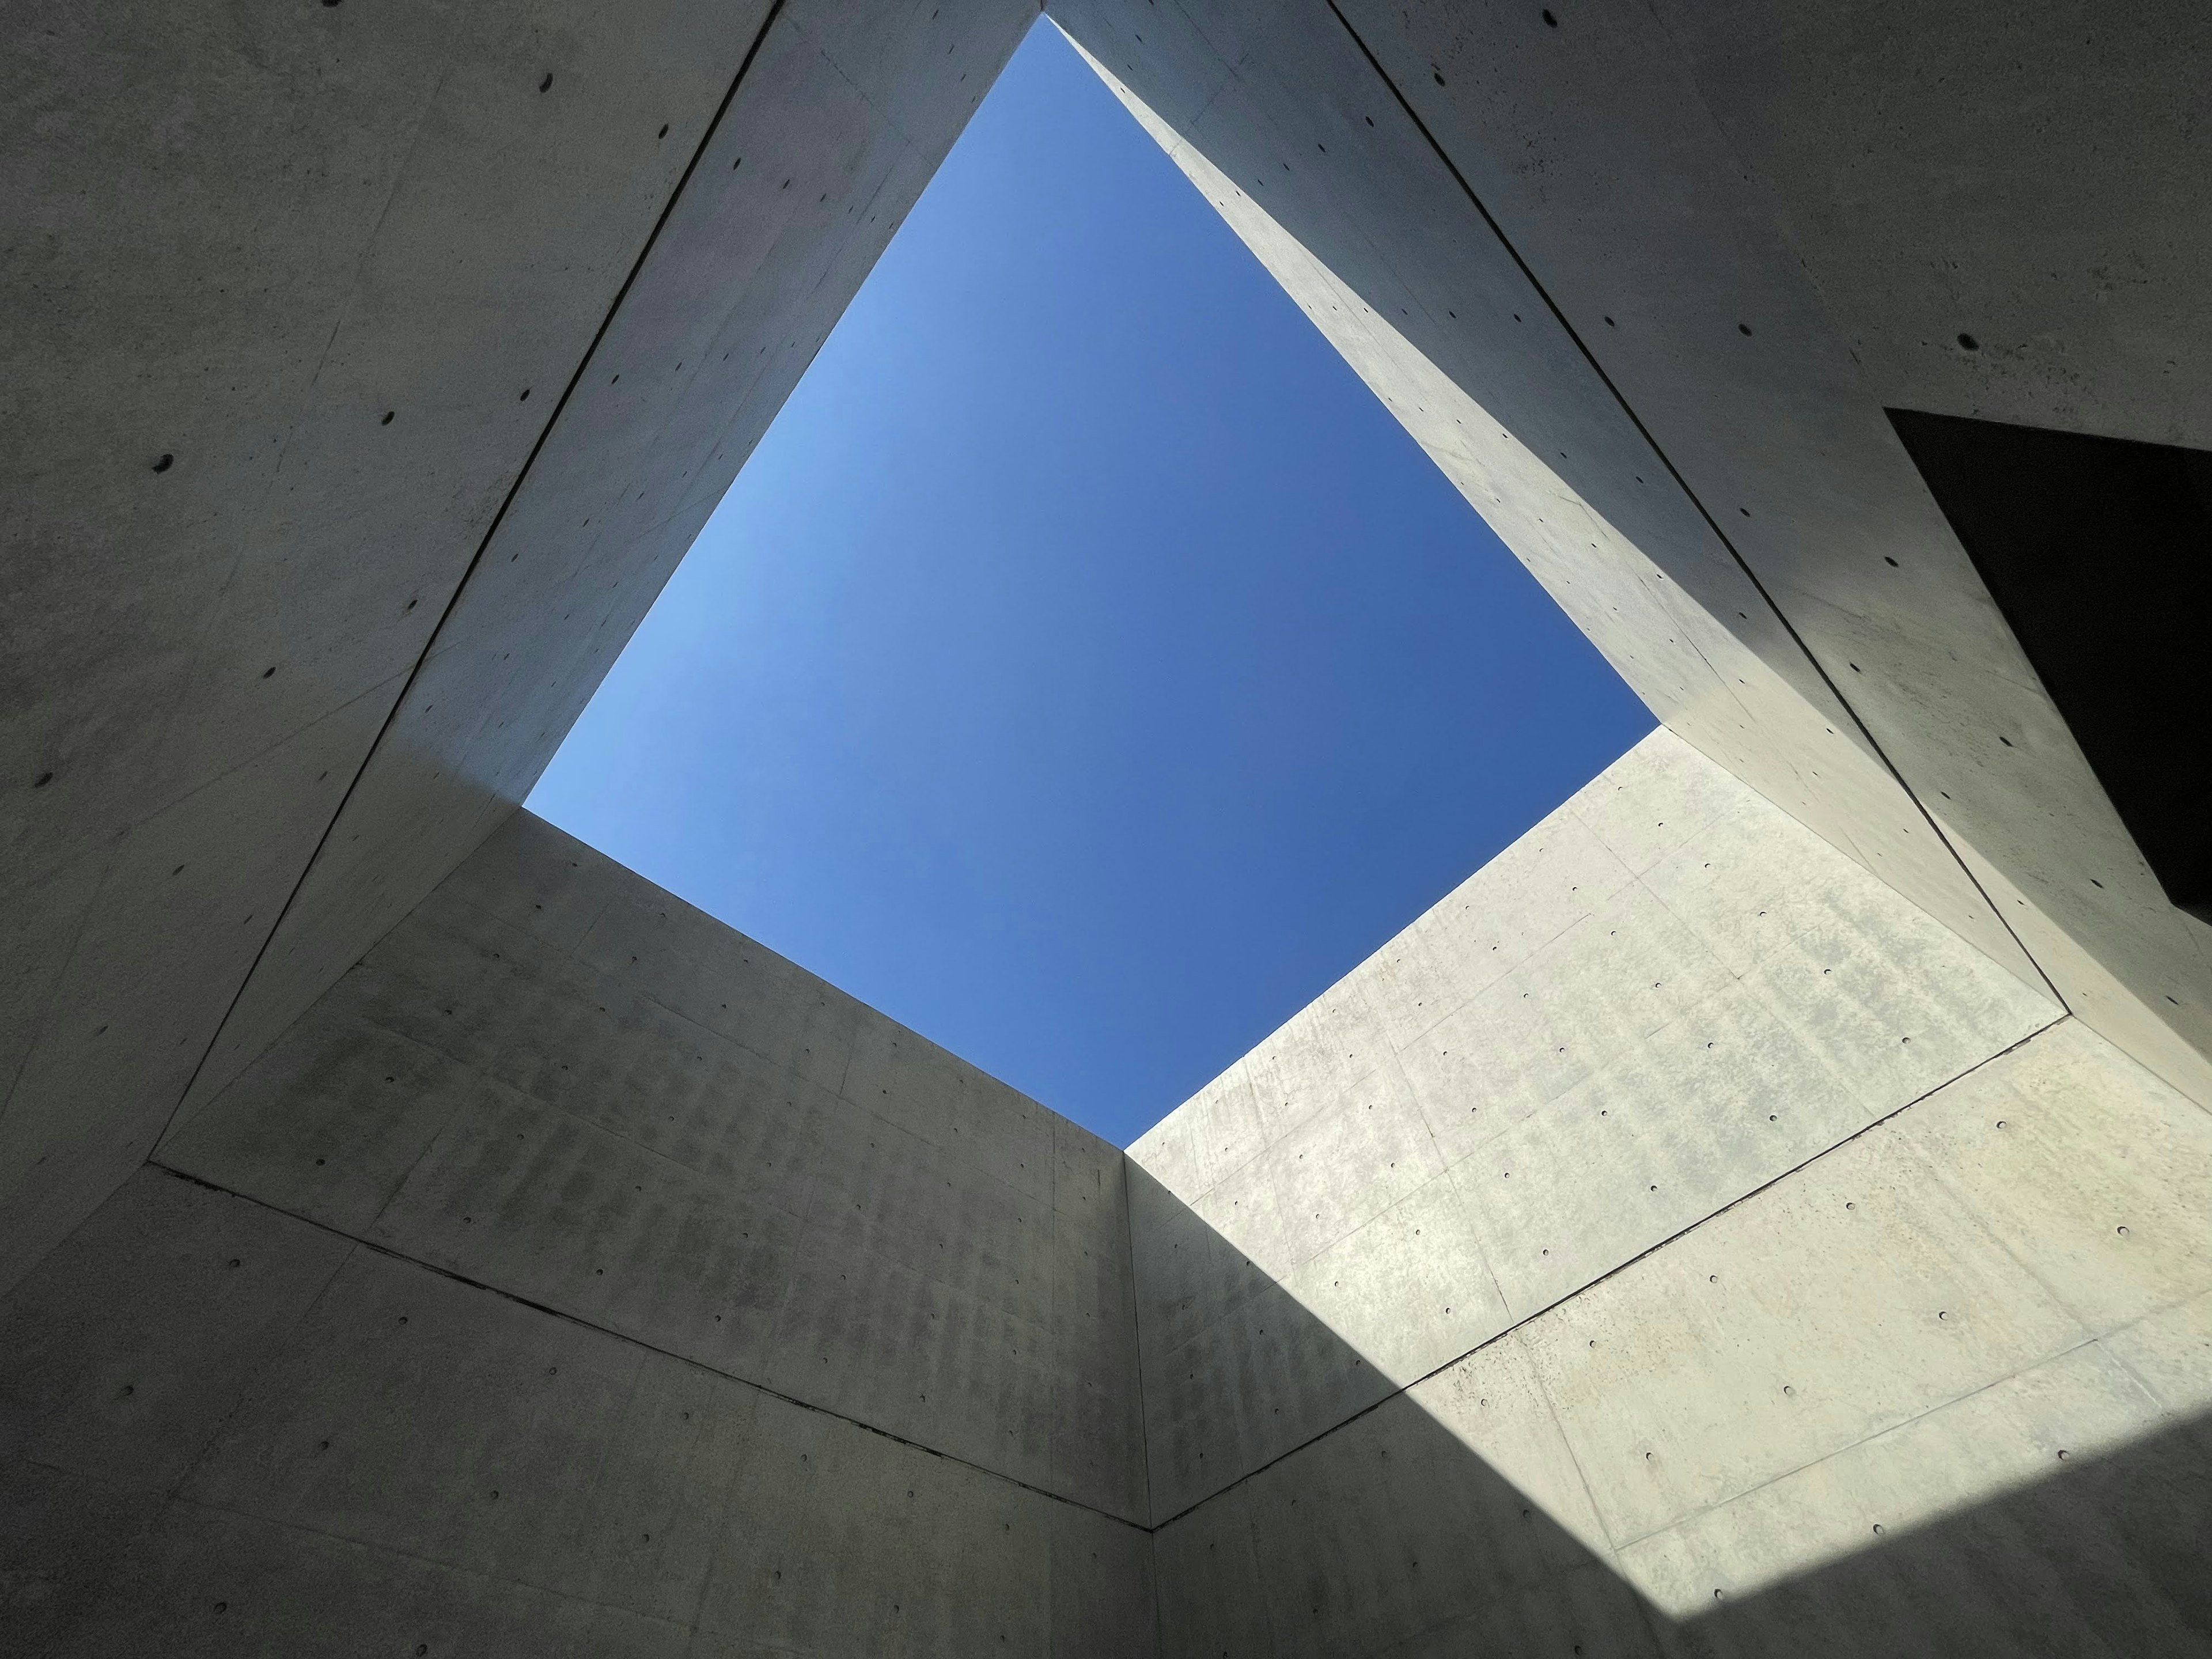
[1129,728,2061,1514]
[1142,1012,2212,1657]
[1130,735,2212,1652]
[1050,0,2212,1115]
[0,0,1034,1301]
[9,2,2212,1652]
[7,0,2210,1343]
[0,1169,1153,1657]
[162,809,1148,1524]
[2,812,1152,1654]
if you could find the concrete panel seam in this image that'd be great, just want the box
[156,1485,696,1634]
[150,0,797,1161]
[1142,1013,2069,1528]
[144,1163,1150,1535]
[1899,1090,2205,1347]
[1374,1014,1518,1323]
[1601,1328,2136,1555]
[440,885,622,988]
[1523,1327,1631,1560]
[162,1241,366,1505]
[1116,1150,1167,1641]
[2094,1325,2205,1428]
[0,847,112,1124]
[1315,0,2064,1012]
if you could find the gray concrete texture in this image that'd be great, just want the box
[3,812,1152,1655]
[1,1172,1152,1658]
[5,0,2209,1305]
[165,810,1149,1525]
[1132,732,2212,1656]
[9,734,2210,1653]
[0,0,1036,1298]
[7,0,2212,1652]
[1128,728,2064,1514]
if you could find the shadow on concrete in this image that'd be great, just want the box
[1135,1166,2212,1658]
[1681,1411,2212,1657]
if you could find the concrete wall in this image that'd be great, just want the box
[10,2,2212,1650]
[1130,731,2212,1656]
[1,810,1153,1654]
[1131,729,2060,1513]
[0,0,1034,1300]
[13,748,2208,1655]
[12,0,2207,1376]
[1146,1014,2212,1658]
[1048,0,2212,1114]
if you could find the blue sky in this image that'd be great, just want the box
[527,21,1652,1147]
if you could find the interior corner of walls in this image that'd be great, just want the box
[0,1104,164,1306]
[162,783,529,1156]
[1112,1146,1161,1535]
[0,677,408,1293]
[780,0,1037,158]
[1934,821,2212,1114]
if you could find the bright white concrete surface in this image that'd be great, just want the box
[1139,862,2212,1654]
[1130,726,2062,1514]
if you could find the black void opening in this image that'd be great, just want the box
[1888,407,2212,924]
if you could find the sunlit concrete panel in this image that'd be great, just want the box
[1130,727,2058,1513]
[1146,1012,2212,1657]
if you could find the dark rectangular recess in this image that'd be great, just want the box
[1888,407,2212,923]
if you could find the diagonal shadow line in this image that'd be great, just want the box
[1681,1413,2212,1656]
[1130,1157,2212,1657]
[151,0,794,1157]
[1132,1020,2068,1535]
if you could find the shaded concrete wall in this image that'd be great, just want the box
[0,0,1034,1300]
[1049,0,2212,1113]
[1130,732,2212,1656]
[0,810,1153,1654]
